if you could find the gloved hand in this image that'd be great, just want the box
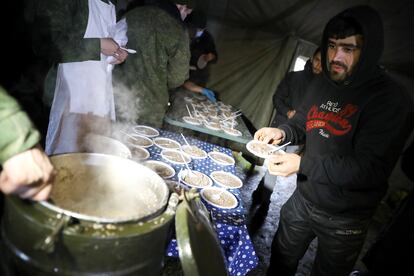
[201,88,217,102]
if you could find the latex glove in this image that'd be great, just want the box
[0,146,56,201]
[201,88,217,102]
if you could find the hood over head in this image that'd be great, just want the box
[321,5,384,88]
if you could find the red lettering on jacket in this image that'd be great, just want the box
[307,104,358,136]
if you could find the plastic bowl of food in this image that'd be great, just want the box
[246,140,285,159]
[161,149,191,165]
[182,116,202,126]
[181,145,207,159]
[203,121,221,131]
[130,146,150,161]
[143,160,175,179]
[210,171,243,189]
[126,134,153,148]
[208,151,235,166]
[178,169,213,189]
[222,127,242,137]
[132,125,159,138]
[200,187,238,209]
[154,137,181,150]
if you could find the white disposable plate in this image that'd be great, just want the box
[200,187,238,209]
[126,134,153,148]
[208,151,235,166]
[132,125,159,138]
[161,149,191,165]
[178,169,213,189]
[143,160,175,179]
[181,145,207,159]
[222,127,242,137]
[184,96,193,102]
[210,171,243,189]
[154,137,181,150]
[245,140,284,159]
[130,146,150,161]
[182,116,202,125]
[204,121,221,131]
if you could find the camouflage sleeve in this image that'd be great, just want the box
[166,28,190,89]
[0,87,40,164]
[33,0,101,63]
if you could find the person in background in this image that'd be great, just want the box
[113,0,192,127]
[181,10,218,102]
[272,47,321,127]
[39,0,129,155]
[247,47,321,236]
[0,86,54,201]
[254,5,413,276]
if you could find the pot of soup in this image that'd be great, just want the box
[1,153,177,276]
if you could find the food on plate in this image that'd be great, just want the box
[204,121,221,131]
[161,150,191,164]
[143,160,175,179]
[127,135,153,148]
[208,151,235,165]
[182,116,202,125]
[131,146,150,160]
[222,127,242,137]
[210,171,242,188]
[181,145,207,159]
[132,125,159,137]
[180,170,212,188]
[200,187,238,209]
[154,137,180,149]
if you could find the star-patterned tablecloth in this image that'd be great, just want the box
[140,128,258,276]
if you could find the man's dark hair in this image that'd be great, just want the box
[325,16,362,39]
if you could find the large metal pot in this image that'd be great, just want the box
[1,153,178,276]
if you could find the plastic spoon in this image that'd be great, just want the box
[120,47,137,54]
[267,141,292,155]
[180,133,191,147]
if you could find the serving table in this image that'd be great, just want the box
[143,128,258,276]
[164,89,253,145]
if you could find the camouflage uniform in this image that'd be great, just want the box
[113,6,190,128]
[0,86,40,164]
[28,0,105,106]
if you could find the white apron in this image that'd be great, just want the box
[46,0,127,155]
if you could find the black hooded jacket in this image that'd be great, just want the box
[271,59,314,127]
[278,6,413,216]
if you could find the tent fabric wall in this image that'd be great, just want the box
[206,20,299,128]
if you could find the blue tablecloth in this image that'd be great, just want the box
[142,129,258,276]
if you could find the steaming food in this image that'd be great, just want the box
[211,171,242,188]
[144,160,175,179]
[181,145,207,159]
[208,151,235,166]
[49,161,165,221]
[161,150,191,164]
[200,187,238,209]
[127,135,153,148]
[132,125,159,137]
[131,146,150,160]
[180,170,212,188]
[154,137,180,149]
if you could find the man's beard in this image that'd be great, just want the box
[329,61,348,82]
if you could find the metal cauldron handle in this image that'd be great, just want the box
[35,214,71,253]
